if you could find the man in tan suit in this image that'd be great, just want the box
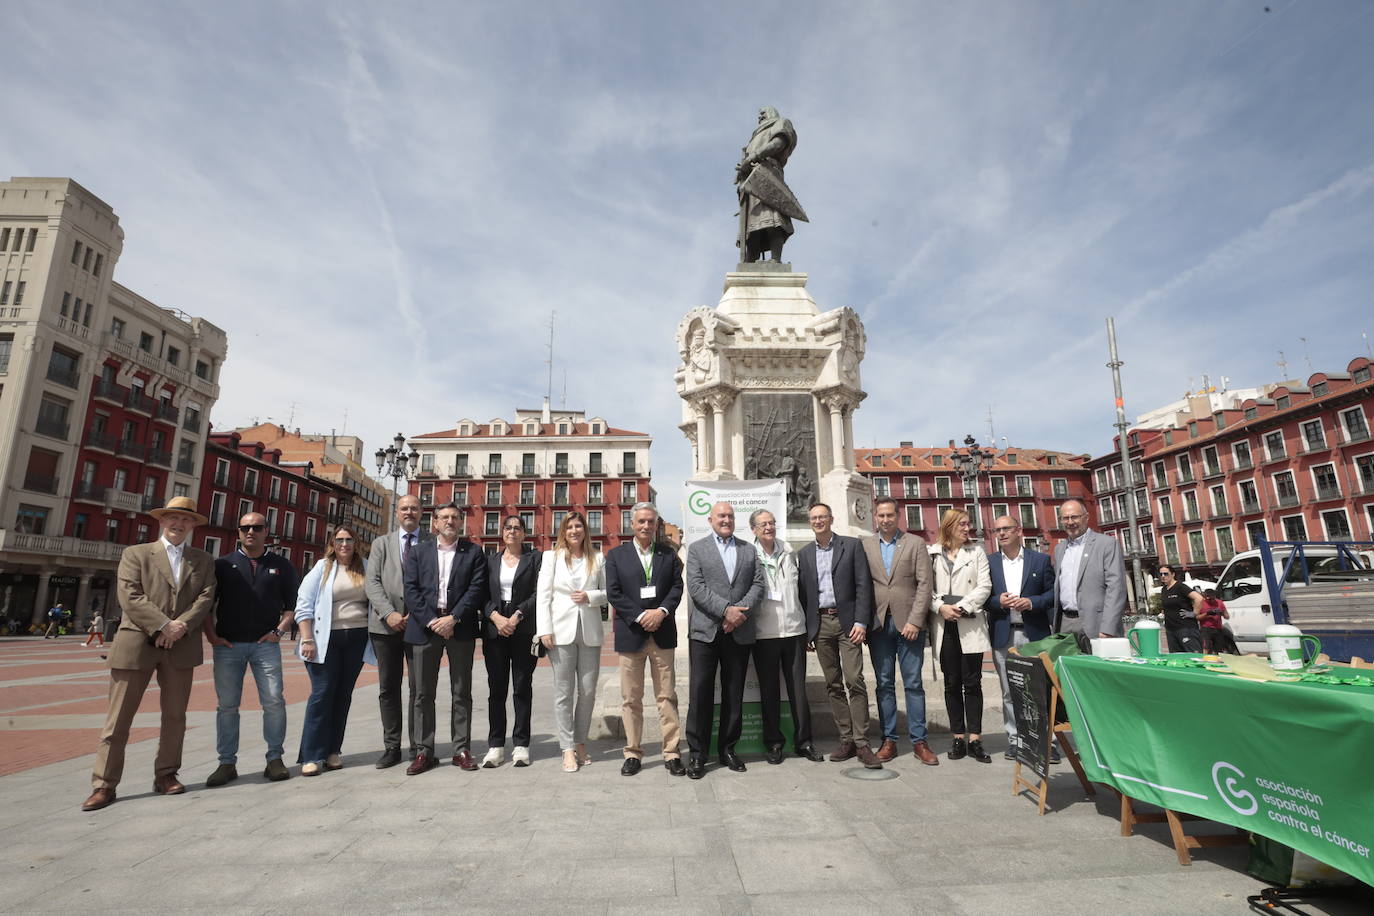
[862,497,938,765]
[82,496,216,811]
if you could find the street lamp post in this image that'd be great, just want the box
[375,432,418,505]
[950,434,996,544]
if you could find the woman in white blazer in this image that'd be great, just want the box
[929,509,993,764]
[536,512,606,773]
[295,526,377,776]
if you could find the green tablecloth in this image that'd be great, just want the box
[1055,655,1374,885]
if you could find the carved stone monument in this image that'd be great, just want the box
[675,268,872,538]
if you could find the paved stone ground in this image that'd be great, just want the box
[2,637,1369,914]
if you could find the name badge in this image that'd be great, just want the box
[640,586,657,600]
[767,587,781,602]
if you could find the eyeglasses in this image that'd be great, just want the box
[334,537,354,545]
[238,524,266,533]
[992,526,1017,533]
[503,524,523,531]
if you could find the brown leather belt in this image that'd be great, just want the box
[818,607,838,615]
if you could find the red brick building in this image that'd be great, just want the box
[854,444,1092,551]
[1087,356,1374,577]
[407,402,654,554]
[196,430,354,572]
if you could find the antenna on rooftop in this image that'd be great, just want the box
[561,369,567,407]
[1277,350,1288,378]
[545,311,556,402]
[1299,337,1313,374]
[286,401,299,428]
[985,405,995,445]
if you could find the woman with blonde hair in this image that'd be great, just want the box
[536,512,606,772]
[295,527,375,776]
[928,509,993,763]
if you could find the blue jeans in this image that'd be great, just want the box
[868,615,928,744]
[213,641,287,765]
[298,628,368,764]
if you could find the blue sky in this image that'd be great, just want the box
[7,1,1374,516]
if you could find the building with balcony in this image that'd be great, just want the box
[854,443,1092,552]
[407,399,655,553]
[233,424,388,550]
[1086,356,1374,577]
[1,178,227,628]
[197,430,354,573]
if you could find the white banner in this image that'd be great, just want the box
[681,478,788,547]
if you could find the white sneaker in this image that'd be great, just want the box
[512,746,530,767]
[481,747,505,768]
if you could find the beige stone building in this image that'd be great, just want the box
[0,177,227,628]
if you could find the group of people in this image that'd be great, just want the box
[79,489,1136,811]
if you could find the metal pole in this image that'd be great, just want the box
[1106,317,1148,616]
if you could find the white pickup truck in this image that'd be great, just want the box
[1213,540,1374,659]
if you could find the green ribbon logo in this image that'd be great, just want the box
[688,490,713,515]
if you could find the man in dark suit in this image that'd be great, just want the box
[402,502,488,774]
[202,512,300,787]
[797,502,881,769]
[606,502,685,777]
[83,496,216,811]
[985,515,1057,759]
[684,501,766,779]
[364,493,424,768]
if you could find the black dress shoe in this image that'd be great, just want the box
[796,744,825,762]
[719,750,747,772]
[375,748,403,769]
[687,757,706,779]
[947,738,968,761]
[620,757,642,776]
[766,745,785,765]
[666,758,686,776]
[968,739,992,763]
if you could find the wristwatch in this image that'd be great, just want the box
[272,628,285,638]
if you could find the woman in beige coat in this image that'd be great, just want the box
[929,509,993,763]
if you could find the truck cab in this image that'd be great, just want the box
[1214,539,1374,658]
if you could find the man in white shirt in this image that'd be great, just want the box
[984,516,1057,758]
[402,503,488,774]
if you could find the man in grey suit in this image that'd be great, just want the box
[1053,500,1127,638]
[797,502,882,769]
[364,494,422,768]
[684,501,766,780]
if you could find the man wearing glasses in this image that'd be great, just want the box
[1053,500,1126,638]
[203,512,300,786]
[985,515,1055,759]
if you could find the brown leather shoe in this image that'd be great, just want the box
[81,788,117,812]
[829,740,857,762]
[875,739,897,762]
[452,750,479,771]
[406,753,436,775]
[152,774,186,795]
[913,739,940,766]
[855,744,884,769]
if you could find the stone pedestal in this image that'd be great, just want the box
[675,264,872,540]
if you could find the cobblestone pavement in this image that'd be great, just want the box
[1,637,1367,914]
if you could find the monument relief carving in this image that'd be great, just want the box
[743,392,818,522]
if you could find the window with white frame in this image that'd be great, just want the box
[1215,526,1235,561]
[905,504,922,531]
[989,476,1006,497]
[1177,454,1194,483]
[1272,471,1298,506]
[935,476,951,499]
[1232,440,1253,470]
[1182,490,1199,521]
[873,477,890,498]
[1051,477,1068,498]
[903,477,920,499]
[1244,520,1267,550]
[1311,463,1340,500]
[1162,533,1180,564]
[1015,475,1032,497]
[1281,514,1308,540]
[1263,430,1286,460]
[1320,509,1352,540]
[1018,503,1035,528]
[1157,495,1173,524]
[1187,530,1206,564]
[1151,461,1167,488]
[204,536,222,556]
[1300,419,1326,451]
[1355,453,1374,494]
[1339,407,1370,442]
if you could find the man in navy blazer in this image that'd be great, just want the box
[796,502,881,769]
[984,515,1056,759]
[402,503,488,774]
[605,502,685,777]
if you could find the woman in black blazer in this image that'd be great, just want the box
[481,515,543,768]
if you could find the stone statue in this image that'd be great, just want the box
[688,325,717,385]
[735,106,808,263]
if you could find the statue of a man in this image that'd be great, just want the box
[735,106,808,263]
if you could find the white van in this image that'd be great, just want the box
[1213,543,1374,655]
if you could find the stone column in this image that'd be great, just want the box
[30,571,53,627]
[694,402,710,473]
[823,395,846,471]
[75,574,93,624]
[710,392,734,475]
[842,405,856,471]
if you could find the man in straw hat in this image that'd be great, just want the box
[81,496,217,811]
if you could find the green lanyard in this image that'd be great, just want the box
[640,547,654,584]
[760,550,780,589]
